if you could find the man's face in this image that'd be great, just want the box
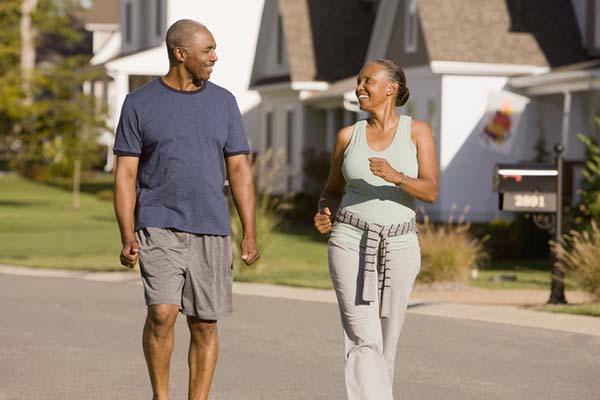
[181,28,218,82]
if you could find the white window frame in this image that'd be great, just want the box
[404,0,418,54]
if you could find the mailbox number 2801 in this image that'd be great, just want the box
[514,194,545,209]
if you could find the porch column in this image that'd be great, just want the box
[560,91,572,152]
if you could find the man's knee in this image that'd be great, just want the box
[145,304,178,338]
[187,318,218,343]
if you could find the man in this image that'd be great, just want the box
[113,19,259,400]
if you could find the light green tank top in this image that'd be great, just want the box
[330,116,419,250]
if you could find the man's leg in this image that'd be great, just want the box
[143,304,180,400]
[187,317,219,400]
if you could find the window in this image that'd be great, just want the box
[404,0,418,53]
[125,2,132,43]
[155,0,163,37]
[265,112,273,151]
[276,16,284,65]
[286,110,294,166]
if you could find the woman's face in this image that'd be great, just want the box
[355,63,396,112]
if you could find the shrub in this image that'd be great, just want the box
[95,189,113,202]
[470,215,551,260]
[551,221,600,300]
[418,211,489,283]
[229,149,284,272]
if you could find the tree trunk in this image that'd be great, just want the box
[73,158,81,210]
[20,0,38,105]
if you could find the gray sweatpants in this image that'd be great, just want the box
[328,238,421,400]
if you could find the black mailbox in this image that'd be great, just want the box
[494,163,558,213]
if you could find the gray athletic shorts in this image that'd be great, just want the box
[135,227,233,320]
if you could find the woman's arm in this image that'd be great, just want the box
[314,125,353,234]
[368,120,439,203]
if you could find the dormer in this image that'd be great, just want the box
[120,0,167,54]
[250,0,290,87]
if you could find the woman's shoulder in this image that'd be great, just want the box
[336,122,361,148]
[409,118,434,143]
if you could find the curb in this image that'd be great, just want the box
[1,265,599,337]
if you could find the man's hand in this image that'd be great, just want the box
[240,237,259,266]
[368,157,400,184]
[314,207,333,234]
[119,240,140,269]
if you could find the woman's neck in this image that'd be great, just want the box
[368,103,399,132]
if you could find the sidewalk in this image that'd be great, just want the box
[1,264,599,337]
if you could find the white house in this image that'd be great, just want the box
[82,0,265,171]
[250,0,600,221]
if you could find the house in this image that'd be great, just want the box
[81,0,265,171]
[251,0,600,221]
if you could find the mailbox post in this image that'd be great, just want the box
[549,144,567,304]
[494,146,567,304]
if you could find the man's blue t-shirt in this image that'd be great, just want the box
[113,78,250,236]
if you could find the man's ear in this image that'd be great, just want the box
[173,46,187,63]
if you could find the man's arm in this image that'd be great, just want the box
[114,156,140,268]
[225,154,259,265]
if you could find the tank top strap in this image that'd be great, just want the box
[399,115,412,143]
[344,119,367,157]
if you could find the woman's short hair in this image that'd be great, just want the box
[369,59,410,107]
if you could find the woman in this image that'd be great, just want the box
[314,59,439,400]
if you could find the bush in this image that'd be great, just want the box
[95,189,113,202]
[551,221,600,300]
[229,150,284,272]
[418,213,489,283]
[470,215,551,259]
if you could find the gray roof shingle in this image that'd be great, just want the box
[418,0,591,67]
[278,0,376,82]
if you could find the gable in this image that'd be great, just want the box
[250,0,292,87]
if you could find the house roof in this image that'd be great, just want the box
[277,0,377,83]
[78,0,120,26]
[416,0,592,68]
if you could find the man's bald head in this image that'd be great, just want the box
[166,19,207,65]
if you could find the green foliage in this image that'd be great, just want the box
[552,221,600,300]
[0,0,105,180]
[575,132,600,225]
[0,1,21,74]
[32,0,86,45]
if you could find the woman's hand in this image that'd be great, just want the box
[314,207,333,234]
[368,157,401,184]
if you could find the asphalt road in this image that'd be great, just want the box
[1,274,599,400]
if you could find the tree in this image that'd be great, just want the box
[0,0,108,208]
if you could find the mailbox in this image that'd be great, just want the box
[493,163,558,213]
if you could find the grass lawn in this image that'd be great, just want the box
[0,174,583,292]
[533,303,600,317]
[0,174,123,271]
[0,174,332,283]
[234,224,331,289]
